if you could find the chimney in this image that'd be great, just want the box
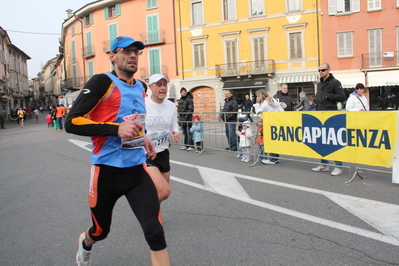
[66,9,73,18]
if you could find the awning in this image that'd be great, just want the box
[277,75,319,84]
[367,70,399,87]
[222,78,267,89]
[332,71,365,89]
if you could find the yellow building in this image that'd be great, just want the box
[176,0,321,113]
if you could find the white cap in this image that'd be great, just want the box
[149,74,169,84]
[243,121,251,127]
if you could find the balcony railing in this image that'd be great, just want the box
[63,77,87,89]
[140,30,166,46]
[83,45,95,58]
[362,51,399,69]
[215,60,275,78]
[139,65,168,81]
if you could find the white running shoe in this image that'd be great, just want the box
[186,147,194,151]
[76,233,91,266]
[331,167,343,176]
[260,159,268,164]
[244,159,250,163]
[312,165,330,172]
[262,159,276,165]
[236,154,242,158]
[180,147,187,150]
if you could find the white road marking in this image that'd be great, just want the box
[67,139,399,246]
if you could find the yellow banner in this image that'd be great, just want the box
[262,111,398,167]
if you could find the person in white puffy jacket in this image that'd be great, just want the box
[236,121,253,163]
[345,83,369,111]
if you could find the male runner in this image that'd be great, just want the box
[65,36,170,266]
[145,74,179,202]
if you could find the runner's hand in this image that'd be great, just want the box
[171,131,180,143]
[118,113,143,139]
[144,136,156,160]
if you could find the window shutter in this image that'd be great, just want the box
[338,33,344,57]
[116,4,121,16]
[90,13,93,24]
[104,7,109,19]
[83,18,87,27]
[149,49,161,75]
[328,0,336,15]
[352,0,360,12]
[346,32,352,56]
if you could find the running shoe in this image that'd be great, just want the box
[76,233,91,266]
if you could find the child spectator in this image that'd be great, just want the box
[236,118,246,158]
[236,121,253,163]
[190,115,204,153]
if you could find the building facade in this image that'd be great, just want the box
[176,0,321,114]
[60,0,179,105]
[321,0,399,110]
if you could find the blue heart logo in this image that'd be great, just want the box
[302,114,346,157]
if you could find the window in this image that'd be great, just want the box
[368,0,381,10]
[223,0,236,21]
[251,0,264,16]
[369,28,382,67]
[149,49,161,76]
[287,0,301,12]
[194,43,205,68]
[147,14,160,43]
[289,32,303,59]
[86,31,93,56]
[147,0,157,9]
[337,32,353,57]
[84,13,93,27]
[104,4,120,19]
[191,1,203,26]
[72,64,78,86]
[88,61,94,78]
[328,0,360,15]
[225,39,237,64]
[71,40,76,62]
[108,23,118,51]
[71,26,75,36]
[253,36,266,63]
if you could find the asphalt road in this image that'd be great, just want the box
[1,116,399,266]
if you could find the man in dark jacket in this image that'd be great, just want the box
[179,87,194,151]
[273,83,293,111]
[243,94,254,122]
[221,89,238,151]
[312,62,346,176]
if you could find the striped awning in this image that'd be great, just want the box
[278,75,319,84]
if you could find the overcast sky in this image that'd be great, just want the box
[1,0,92,79]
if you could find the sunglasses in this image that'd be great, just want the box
[113,48,143,56]
[318,69,328,72]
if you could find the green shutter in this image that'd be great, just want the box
[88,61,94,78]
[109,24,118,50]
[116,4,121,16]
[86,32,92,55]
[104,7,109,19]
[149,49,161,75]
[147,14,159,43]
[90,13,93,24]
[72,40,76,62]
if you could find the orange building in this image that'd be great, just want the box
[60,0,180,102]
[321,0,399,110]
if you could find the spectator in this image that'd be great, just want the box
[254,89,282,164]
[236,120,253,163]
[0,110,6,129]
[295,91,311,111]
[221,89,239,151]
[179,87,194,151]
[345,83,369,111]
[243,94,254,122]
[190,114,204,153]
[312,62,346,176]
[274,83,293,111]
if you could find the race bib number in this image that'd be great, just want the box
[121,114,145,149]
[148,130,169,147]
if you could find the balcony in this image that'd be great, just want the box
[140,30,166,46]
[23,90,34,97]
[83,45,95,58]
[362,51,399,69]
[63,77,87,89]
[215,60,275,78]
[139,65,168,81]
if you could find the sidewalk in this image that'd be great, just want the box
[0,114,59,131]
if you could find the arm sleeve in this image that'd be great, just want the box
[65,74,119,136]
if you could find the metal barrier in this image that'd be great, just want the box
[176,111,393,183]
